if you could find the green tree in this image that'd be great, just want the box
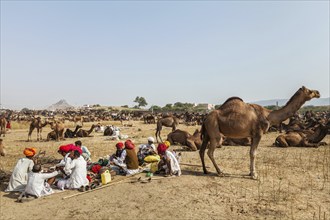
[149,105,161,112]
[133,96,148,108]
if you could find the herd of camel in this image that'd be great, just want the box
[0,86,329,179]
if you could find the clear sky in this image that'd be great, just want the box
[1,1,329,110]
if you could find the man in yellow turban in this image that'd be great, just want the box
[5,147,37,192]
[163,141,171,148]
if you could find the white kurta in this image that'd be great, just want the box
[66,156,89,189]
[24,171,59,197]
[56,153,72,175]
[5,158,34,192]
[164,151,181,176]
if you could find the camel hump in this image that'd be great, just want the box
[222,97,244,106]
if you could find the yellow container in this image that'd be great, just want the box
[101,170,111,185]
[150,162,159,173]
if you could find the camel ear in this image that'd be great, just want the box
[302,86,306,90]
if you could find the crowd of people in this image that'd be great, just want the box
[5,137,181,201]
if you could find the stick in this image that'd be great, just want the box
[62,173,141,200]
[180,163,210,168]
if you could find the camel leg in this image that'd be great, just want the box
[172,125,176,132]
[27,128,34,141]
[207,138,223,175]
[39,128,43,140]
[155,125,163,143]
[302,140,319,148]
[36,128,40,141]
[249,135,261,179]
[186,139,198,151]
[199,135,209,174]
[275,135,289,147]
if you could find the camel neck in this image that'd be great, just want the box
[267,93,307,125]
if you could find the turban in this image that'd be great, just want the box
[116,142,124,149]
[147,137,155,143]
[24,148,37,157]
[70,146,83,155]
[124,140,135,150]
[164,141,171,148]
[157,144,167,155]
[59,144,73,153]
[91,164,102,174]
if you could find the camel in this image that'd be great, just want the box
[274,122,329,147]
[167,129,202,151]
[27,117,49,141]
[0,139,5,156]
[64,125,82,138]
[0,117,7,137]
[76,124,96,137]
[49,121,65,141]
[143,114,156,124]
[199,86,320,179]
[103,126,114,136]
[73,115,84,126]
[155,116,179,143]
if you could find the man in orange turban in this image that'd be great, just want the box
[5,147,36,192]
[23,148,37,157]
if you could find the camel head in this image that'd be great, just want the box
[192,129,200,137]
[301,86,320,101]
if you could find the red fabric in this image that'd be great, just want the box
[71,146,83,155]
[6,122,11,129]
[91,164,102,174]
[157,143,167,155]
[124,140,135,149]
[116,142,124,149]
[86,175,92,182]
[59,144,72,153]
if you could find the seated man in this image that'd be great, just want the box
[74,140,91,162]
[18,164,59,201]
[123,140,140,176]
[57,150,89,190]
[56,144,74,177]
[109,142,127,174]
[157,144,181,177]
[137,137,157,165]
[5,148,36,192]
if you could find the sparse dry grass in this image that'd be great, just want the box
[0,121,329,220]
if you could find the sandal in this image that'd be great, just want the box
[78,186,85,192]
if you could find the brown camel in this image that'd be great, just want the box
[0,117,7,137]
[104,126,114,136]
[27,117,49,141]
[274,122,329,147]
[0,139,5,156]
[73,115,84,126]
[76,124,96,137]
[47,125,82,141]
[200,86,320,179]
[64,125,82,138]
[49,121,65,141]
[167,129,202,151]
[155,116,179,143]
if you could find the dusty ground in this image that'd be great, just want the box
[0,121,329,220]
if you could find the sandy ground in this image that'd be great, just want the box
[0,121,329,220]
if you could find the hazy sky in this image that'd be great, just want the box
[1,1,329,110]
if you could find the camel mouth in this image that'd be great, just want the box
[314,91,321,98]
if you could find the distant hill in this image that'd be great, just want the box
[47,99,74,111]
[251,97,330,107]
